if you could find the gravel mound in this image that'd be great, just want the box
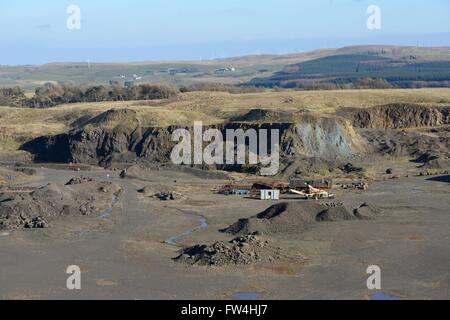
[316,205,356,222]
[221,202,365,236]
[0,179,121,230]
[174,233,281,266]
[353,203,384,219]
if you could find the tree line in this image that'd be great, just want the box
[0,82,267,108]
[0,83,179,108]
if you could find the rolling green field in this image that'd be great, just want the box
[0,61,280,91]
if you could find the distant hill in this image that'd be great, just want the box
[219,45,450,65]
[243,46,450,89]
[1,45,449,90]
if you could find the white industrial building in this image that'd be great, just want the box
[260,189,280,200]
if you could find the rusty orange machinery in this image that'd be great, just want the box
[218,183,253,195]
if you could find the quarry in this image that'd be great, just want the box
[2,0,450,308]
[0,89,449,299]
[170,122,280,175]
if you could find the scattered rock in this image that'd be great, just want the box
[0,180,121,231]
[24,216,48,229]
[137,185,182,201]
[339,163,364,174]
[340,181,368,190]
[119,169,127,179]
[14,167,36,176]
[66,176,94,185]
[156,192,175,201]
[415,151,450,170]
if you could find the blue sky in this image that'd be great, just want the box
[0,0,449,64]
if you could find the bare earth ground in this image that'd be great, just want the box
[0,165,448,300]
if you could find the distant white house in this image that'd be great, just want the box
[260,189,280,200]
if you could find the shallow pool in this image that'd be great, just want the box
[371,292,401,300]
[231,293,262,300]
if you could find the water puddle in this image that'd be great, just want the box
[97,208,113,220]
[231,293,262,300]
[371,292,401,300]
[70,196,119,237]
[165,208,208,246]
[73,229,90,237]
[97,196,119,220]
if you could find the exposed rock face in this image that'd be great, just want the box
[22,108,365,166]
[360,127,449,160]
[21,134,71,163]
[67,126,174,164]
[352,104,449,129]
[69,110,171,164]
[280,117,365,158]
[20,105,449,174]
[22,109,175,165]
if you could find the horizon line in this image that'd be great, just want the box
[2,44,450,67]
